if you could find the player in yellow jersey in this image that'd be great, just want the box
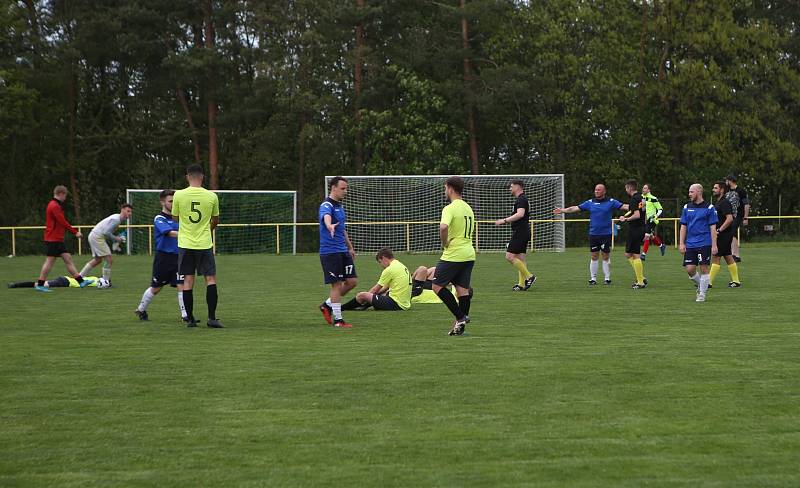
[172,164,223,328]
[341,248,412,311]
[433,176,476,336]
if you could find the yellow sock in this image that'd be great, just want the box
[518,270,525,286]
[633,258,645,284]
[709,263,720,286]
[728,262,740,283]
[512,258,532,281]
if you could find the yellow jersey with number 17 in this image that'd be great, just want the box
[172,186,219,249]
[440,198,476,262]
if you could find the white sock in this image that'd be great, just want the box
[589,260,599,280]
[699,274,709,294]
[138,288,155,312]
[178,291,187,319]
[102,264,111,282]
[602,259,611,280]
[325,298,333,307]
[79,262,93,277]
[331,302,342,321]
[690,273,701,285]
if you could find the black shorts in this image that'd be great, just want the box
[433,260,474,288]
[625,227,645,254]
[152,251,184,288]
[506,228,531,254]
[178,248,216,276]
[645,221,658,235]
[589,235,612,254]
[714,232,734,257]
[371,294,402,311]
[320,252,357,284]
[683,246,712,266]
[44,241,68,257]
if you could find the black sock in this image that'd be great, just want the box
[437,288,464,320]
[184,289,194,320]
[37,279,45,287]
[207,284,218,320]
[458,295,471,316]
[342,298,361,310]
[412,280,424,297]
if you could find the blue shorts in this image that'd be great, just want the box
[320,252,357,284]
[589,235,612,253]
[152,251,184,288]
[683,246,712,267]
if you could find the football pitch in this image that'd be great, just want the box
[1,245,798,486]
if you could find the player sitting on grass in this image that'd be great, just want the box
[9,276,103,289]
[341,248,411,311]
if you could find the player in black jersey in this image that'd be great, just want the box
[618,179,647,289]
[495,179,536,291]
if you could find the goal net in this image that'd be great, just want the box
[324,175,565,253]
[125,189,297,254]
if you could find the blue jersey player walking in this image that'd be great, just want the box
[679,183,718,302]
[318,176,358,328]
[554,183,624,285]
[135,190,188,322]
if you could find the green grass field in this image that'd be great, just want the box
[1,245,798,487]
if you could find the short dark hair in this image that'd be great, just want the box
[159,189,175,200]
[625,179,638,189]
[510,179,524,189]
[121,203,133,210]
[375,247,394,261]
[329,176,348,190]
[725,174,737,182]
[186,164,204,176]
[445,176,465,195]
[716,180,728,192]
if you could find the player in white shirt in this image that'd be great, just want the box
[79,204,133,284]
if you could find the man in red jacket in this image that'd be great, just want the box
[35,185,94,292]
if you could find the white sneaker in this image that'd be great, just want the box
[696,292,706,302]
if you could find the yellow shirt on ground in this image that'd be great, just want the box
[172,186,219,249]
[440,198,476,262]
[378,259,412,310]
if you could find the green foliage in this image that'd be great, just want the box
[1,1,799,225]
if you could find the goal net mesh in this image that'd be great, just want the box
[126,190,296,254]
[324,175,565,253]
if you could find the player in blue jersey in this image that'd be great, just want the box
[318,176,358,328]
[679,184,718,302]
[134,190,187,321]
[554,184,624,285]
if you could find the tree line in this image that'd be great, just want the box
[2,0,798,231]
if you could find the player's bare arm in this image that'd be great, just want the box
[439,224,450,248]
[718,214,734,233]
[710,224,718,256]
[679,224,687,254]
[323,214,338,237]
[495,207,525,226]
[553,205,580,214]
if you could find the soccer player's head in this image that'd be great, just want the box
[445,176,465,200]
[159,189,175,212]
[53,185,68,201]
[688,183,703,202]
[713,180,727,198]
[642,183,651,195]
[594,184,606,199]
[186,164,204,184]
[625,179,638,195]
[329,176,348,201]
[119,203,133,221]
[375,247,394,267]
[509,179,524,195]
[725,174,737,187]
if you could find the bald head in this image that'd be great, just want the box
[594,184,606,199]
[688,183,704,203]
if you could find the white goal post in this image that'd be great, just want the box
[125,189,297,255]
[324,175,565,253]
